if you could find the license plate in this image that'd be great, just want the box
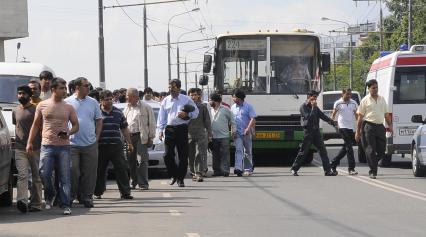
[399,127,417,136]
[255,132,281,139]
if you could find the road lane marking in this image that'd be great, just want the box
[163,193,171,198]
[186,233,201,237]
[169,210,181,216]
[161,181,168,185]
[312,159,426,202]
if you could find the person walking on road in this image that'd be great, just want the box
[209,92,236,177]
[231,89,256,177]
[158,79,199,187]
[188,88,212,182]
[65,77,103,208]
[39,71,53,100]
[13,85,43,213]
[94,90,134,199]
[291,90,338,176]
[123,88,156,190]
[355,79,393,179]
[330,89,359,175]
[27,77,79,215]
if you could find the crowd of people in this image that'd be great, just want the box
[13,70,390,216]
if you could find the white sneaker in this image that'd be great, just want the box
[243,171,251,176]
[63,208,72,215]
[45,200,53,210]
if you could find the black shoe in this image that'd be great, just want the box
[223,173,229,177]
[177,179,185,187]
[234,169,243,177]
[28,206,42,212]
[369,173,377,179]
[325,170,338,176]
[169,178,177,185]
[17,200,28,213]
[94,195,102,199]
[121,194,134,199]
[291,169,299,176]
[331,165,337,174]
[83,200,94,208]
[131,184,137,190]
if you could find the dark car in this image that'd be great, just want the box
[0,107,13,206]
[410,115,426,177]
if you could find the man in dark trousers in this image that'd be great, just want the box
[330,88,359,175]
[157,79,199,187]
[291,90,338,176]
[355,79,393,179]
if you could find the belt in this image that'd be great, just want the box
[166,124,188,128]
[364,121,383,126]
[130,132,140,137]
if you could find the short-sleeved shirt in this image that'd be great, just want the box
[99,106,128,144]
[334,98,358,130]
[36,98,77,146]
[357,94,389,125]
[65,95,102,146]
[231,102,257,135]
[13,104,41,150]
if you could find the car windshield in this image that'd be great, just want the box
[0,75,37,103]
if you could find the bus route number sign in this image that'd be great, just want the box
[226,39,266,50]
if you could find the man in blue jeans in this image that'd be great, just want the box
[231,89,256,176]
[27,77,79,215]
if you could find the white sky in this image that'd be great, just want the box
[4,0,388,92]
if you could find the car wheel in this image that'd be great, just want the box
[412,146,426,177]
[0,166,13,207]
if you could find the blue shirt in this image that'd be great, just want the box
[99,106,128,144]
[157,94,199,131]
[65,95,102,146]
[231,102,257,135]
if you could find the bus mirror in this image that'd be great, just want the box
[411,115,424,124]
[199,75,209,86]
[321,53,331,72]
[203,55,212,73]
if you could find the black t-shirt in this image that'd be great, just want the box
[13,104,41,150]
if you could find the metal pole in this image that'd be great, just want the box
[349,33,353,89]
[177,44,180,80]
[167,29,171,82]
[98,0,106,89]
[408,0,413,47]
[185,59,188,91]
[143,3,148,88]
[195,73,198,88]
[333,46,336,90]
[379,0,383,50]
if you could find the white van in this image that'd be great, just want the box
[0,62,55,138]
[365,45,426,163]
[320,90,361,140]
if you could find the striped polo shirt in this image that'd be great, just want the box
[99,106,128,144]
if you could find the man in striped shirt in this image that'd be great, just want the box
[94,90,134,199]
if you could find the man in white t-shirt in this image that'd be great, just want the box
[330,88,358,175]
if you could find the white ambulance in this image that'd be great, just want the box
[365,45,426,164]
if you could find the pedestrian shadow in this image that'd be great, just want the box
[0,205,90,224]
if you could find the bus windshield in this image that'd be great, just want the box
[0,75,37,104]
[216,35,320,95]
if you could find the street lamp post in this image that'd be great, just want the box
[321,17,353,89]
[167,8,200,82]
[184,45,209,91]
[176,26,205,80]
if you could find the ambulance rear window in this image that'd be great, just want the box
[394,67,426,104]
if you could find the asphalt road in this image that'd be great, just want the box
[1,146,425,237]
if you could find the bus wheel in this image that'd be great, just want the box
[358,144,367,163]
[379,154,392,167]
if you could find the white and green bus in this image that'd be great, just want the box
[202,31,330,162]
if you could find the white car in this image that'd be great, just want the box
[114,102,166,171]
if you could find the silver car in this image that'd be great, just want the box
[0,107,13,206]
[410,115,426,177]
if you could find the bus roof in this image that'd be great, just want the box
[216,31,320,40]
[0,62,55,77]
[369,45,426,73]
